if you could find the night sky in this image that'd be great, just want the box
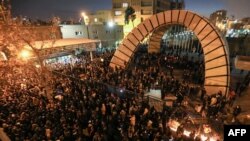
[11,0,250,21]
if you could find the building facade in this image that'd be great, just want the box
[170,0,185,10]
[88,10,113,25]
[209,10,227,25]
[112,0,174,25]
[209,9,227,34]
[209,9,250,37]
[60,24,124,49]
[112,0,184,35]
[241,17,250,30]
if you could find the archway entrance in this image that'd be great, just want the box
[110,10,230,96]
[148,24,202,54]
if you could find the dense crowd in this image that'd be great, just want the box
[0,48,243,141]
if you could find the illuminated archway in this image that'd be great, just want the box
[110,10,230,96]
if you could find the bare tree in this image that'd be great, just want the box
[0,1,59,84]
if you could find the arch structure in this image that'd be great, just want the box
[110,10,230,96]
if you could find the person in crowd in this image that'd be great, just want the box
[0,47,228,141]
[228,89,236,107]
[233,105,242,118]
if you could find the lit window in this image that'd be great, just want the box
[122,3,128,8]
[115,11,122,16]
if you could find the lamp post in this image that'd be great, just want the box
[81,12,93,61]
[108,21,116,50]
[81,12,86,25]
[81,12,90,39]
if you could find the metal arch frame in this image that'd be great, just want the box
[110,10,230,96]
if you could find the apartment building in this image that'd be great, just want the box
[112,0,185,25]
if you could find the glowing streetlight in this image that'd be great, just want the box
[81,12,89,25]
[81,12,86,25]
[81,11,90,38]
[19,50,31,60]
[108,21,114,28]
[81,12,86,17]
[81,12,85,17]
[94,18,98,22]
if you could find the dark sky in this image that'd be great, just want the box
[11,0,112,20]
[11,0,250,21]
[185,0,250,19]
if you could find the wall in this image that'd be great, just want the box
[60,24,124,49]
[227,36,250,57]
[209,10,227,25]
[60,25,88,39]
[88,24,124,48]
[88,10,113,25]
[112,0,172,26]
[112,0,184,35]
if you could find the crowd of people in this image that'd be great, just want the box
[0,47,244,141]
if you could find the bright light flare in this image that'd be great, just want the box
[35,64,41,68]
[170,127,177,132]
[183,130,191,137]
[209,137,217,141]
[168,119,220,141]
[201,134,208,141]
[19,50,31,59]
[108,21,114,27]
[81,12,86,17]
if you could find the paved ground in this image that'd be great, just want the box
[229,68,250,123]
[233,86,250,123]
[234,87,250,111]
[147,63,250,120]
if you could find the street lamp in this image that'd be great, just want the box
[107,21,116,49]
[20,50,31,59]
[81,12,86,25]
[81,12,86,17]
[108,21,114,28]
[81,12,90,38]
[81,12,89,25]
